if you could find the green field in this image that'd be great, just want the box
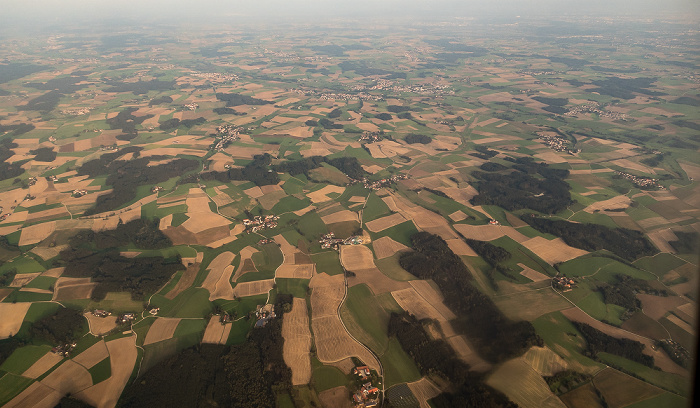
[0,345,52,374]
[596,353,690,397]
[0,373,33,406]
[311,251,344,275]
[380,338,421,388]
[374,254,416,281]
[88,357,112,384]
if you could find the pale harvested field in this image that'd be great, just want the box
[448,210,468,222]
[637,294,688,320]
[372,236,410,259]
[181,193,230,235]
[32,244,69,261]
[487,358,566,408]
[646,229,677,253]
[407,377,442,408]
[85,313,118,336]
[26,206,70,223]
[73,340,109,369]
[274,234,297,256]
[233,279,275,297]
[494,287,571,321]
[519,264,550,282]
[561,307,686,376]
[0,288,12,301]
[232,246,259,282]
[349,195,366,203]
[410,280,456,320]
[676,302,696,324]
[75,335,139,408]
[445,238,478,256]
[201,316,232,345]
[523,346,568,376]
[521,237,588,264]
[10,272,41,287]
[347,267,410,294]
[283,298,312,385]
[308,185,345,204]
[392,288,447,322]
[365,212,407,232]
[319,386,352,408]
[209,265,235,300]
[201,251,235,299]
[41,268,65,278]
[583,195,632,213]
[53,281,96,301]
[320,209,358,224]
[22,352,64,379]
[276,264,315,279]
[0,302,31,339]
[3,382,61,408]
[258,190,287,210]
[453,224,529,243]
[18,220,56,246]
[143,318,182,345]
[243,185,264,198]
[340,245,376,270]
[309,273,380,370]
[165,262,200,299]
[41,359,93,396]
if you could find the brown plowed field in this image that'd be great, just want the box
[365,213,407,232]
[520,237,588,264]
[84,312,118,336]
[22,352,64,379]
[409,280,456,320]
[372,236,409,259]
[445,238,477,256]
[319,386,352,408]
[282,298,312,385]
[407,378,442,408]
[340,245,376,271]
[143,318,181,345]
[165,262,201,299]
[73,340,109,369]
[201,316,232,345]
[0,303,31,339]
[347,267,409,294]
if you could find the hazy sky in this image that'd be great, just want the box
[1,0,699,29]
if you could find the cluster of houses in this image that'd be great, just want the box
[190,72,239,82]
[257,238,274,245]
[212,125,241,151]
[117,313,136,324]
[72,189,88,198]
[552,276,576,291]
[60,107,92,116]
[218,312,232,324]
[614,171,662,189]
[564,102,627,121]
[659,339,690,367]
[359,131,382,143]
[315,91,384,102]
[488,219,500,226]
[183,102,199,111]
[254,304,276,328]
[51,342,77,357]
[151,186,164,193]
[536,132,580,155]
[351,367,379,407]
[358,78,453,96]
[319,232,364,250]
[352,174,409,191]
[243,215,279,233]
[91,309,111,318]
[28,177,38,187]
[516,69,561,76]
[47,175,58,182]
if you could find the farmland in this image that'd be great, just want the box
[0,6,698,408]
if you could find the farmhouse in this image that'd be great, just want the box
[91,309,111,318]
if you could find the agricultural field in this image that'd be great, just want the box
[0,6,698,408]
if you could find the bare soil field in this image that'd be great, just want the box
[392,288,447,322]
[75,335,138,408]
[372,236,410,259]
[320,209,358,224]
[637,294,689,320]
[201,316,232,345]
[9,272,41,287]
[583,195,632,213]
[319,386,352,408]
[493,288,572,321]
[0,302,31,338]
[448,210,468,222]
[453,224,528,242]
[444,238,478,256]
[53,282,96,301]
[18,221,57,246]
[593,368,664,408]
[0,288,12,302]
[85,313,118,336]
[73,340,109,369]
[143,318,182,346]
[282,298,312,385]
[3,382,61,408]
[447,335,492,372]
[520,237,588,264]
[308,185,345,204]
[41,359,93,397]
[407,378,443,408]
[347,267,410,294]
[666,314,694,336]
[22,352,64,379]
[276,264,315,279]
[340,245,376,270]
[365,212,407,232]
[232,279,275,297]
[519,264,550,282]
[165,262,200,299]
